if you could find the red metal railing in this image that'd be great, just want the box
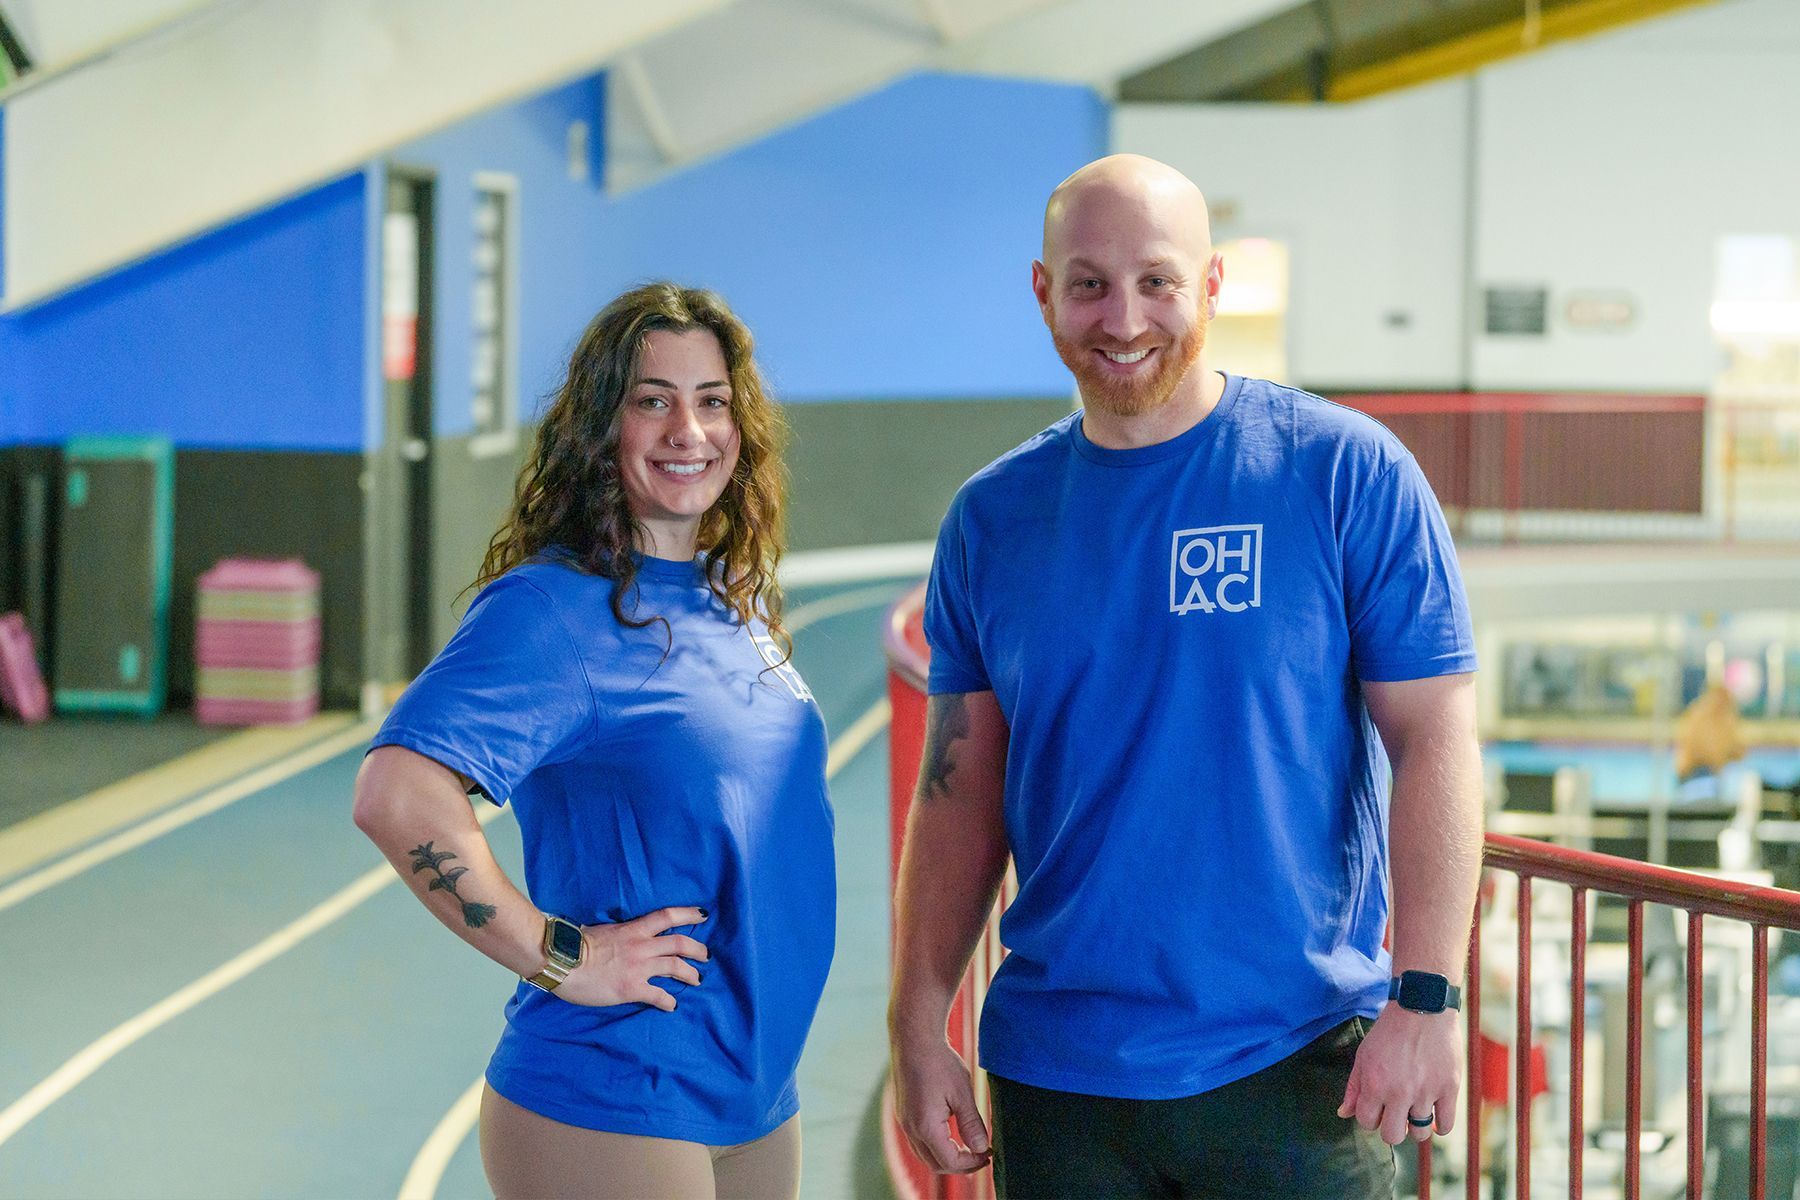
[883,584,1800,1199]
[1339,392,1710,541]
[1458,835,1800,1199]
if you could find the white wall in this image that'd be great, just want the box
[1115,78,1472,389]
[1115,0,1800,394]
[2,0,726,309]
[1471,0,1800,391]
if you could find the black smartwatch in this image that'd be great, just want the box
[1389,970,1462,1014]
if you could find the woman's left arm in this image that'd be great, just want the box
[353,744,548,978]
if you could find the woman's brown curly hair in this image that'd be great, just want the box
[470,282,792,662]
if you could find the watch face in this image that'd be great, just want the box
[548,918,583,964]
[1398,972,1450,1012]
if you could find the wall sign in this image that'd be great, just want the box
[1564,291,1636,331]
[1484,286,1549,336]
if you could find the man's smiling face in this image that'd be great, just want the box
[1033,158,1221,418]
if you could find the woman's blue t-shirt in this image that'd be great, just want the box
[371,553,836,1144]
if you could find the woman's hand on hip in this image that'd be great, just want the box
[555,906,710,1010]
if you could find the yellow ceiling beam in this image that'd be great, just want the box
[1327,0,1719,102]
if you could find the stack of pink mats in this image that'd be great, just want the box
[195,558,321,726]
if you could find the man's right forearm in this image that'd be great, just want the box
[889,690,1011,1046]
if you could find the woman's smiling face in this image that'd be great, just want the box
[617,327,741,559]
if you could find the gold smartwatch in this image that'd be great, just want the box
[524,915,584,993]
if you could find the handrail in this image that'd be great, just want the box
[882,583,1800,1200]
[1485,832,1800,928]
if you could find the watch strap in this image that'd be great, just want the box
[524,915,583,993]
[524,961,573,992]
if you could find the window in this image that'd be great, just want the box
[469,174,520,458]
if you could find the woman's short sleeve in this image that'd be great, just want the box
[368,574,597,804]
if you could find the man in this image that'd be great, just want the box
[888,154,1485,1198]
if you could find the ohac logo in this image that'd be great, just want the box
[750,631,816,702]
[1169,525,1263,615]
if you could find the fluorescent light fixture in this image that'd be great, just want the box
[1218,284,1285,315]
[1710,300,1800,338]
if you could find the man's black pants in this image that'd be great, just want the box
[989,1017,1397,1200]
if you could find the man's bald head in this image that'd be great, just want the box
[1042,154,1212,270]
[1031,155,1223,421]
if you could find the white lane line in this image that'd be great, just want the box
[0,803,508,1151]
[396,1078,485,1200]
[780,542,932,588]
[398,695,894,1200]
[786,582,909,634]
[1,586,897,1177]
[0,722,380,915]
[0,585,889,914]
[0,713,356,880]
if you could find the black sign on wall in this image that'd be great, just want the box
[1484,286,1550,336]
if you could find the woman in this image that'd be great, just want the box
[352,283,835,1199]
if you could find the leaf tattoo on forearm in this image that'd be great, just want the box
[408,841,498,928]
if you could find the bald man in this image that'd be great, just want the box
[888,155,1484,1198]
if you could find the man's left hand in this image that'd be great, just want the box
[1335,1005,1462,1145]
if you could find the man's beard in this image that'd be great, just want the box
[1053,314,1207,418]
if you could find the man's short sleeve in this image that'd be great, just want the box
[923,496,991,695]
[1341,454,1479,683]
[368,574,597,803]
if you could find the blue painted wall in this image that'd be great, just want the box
[607,72,1104,404]
[1,172,368,451]
[0,69,1102,450]
[398,70,1105,437]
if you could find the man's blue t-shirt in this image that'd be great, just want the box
[924,374,1477,1100]
[371,552,836,1144]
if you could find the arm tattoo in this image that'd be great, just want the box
[408,841,498,928]
[920,693,972,803]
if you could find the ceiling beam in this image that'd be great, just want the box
[1327,0,1720,101]
[936,0,1297,92]
[4,0,732,308]
[1119,0,1722,105]
[606,0,1067,194]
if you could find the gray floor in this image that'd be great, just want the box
[0,579,905,1199]
[1,711,232,830]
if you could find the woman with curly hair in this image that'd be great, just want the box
[353,283,834,1199]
